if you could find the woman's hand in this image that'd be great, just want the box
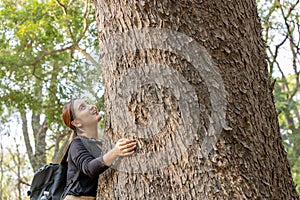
[114,139,137,156]
[103,138,136,166]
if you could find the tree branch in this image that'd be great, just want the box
[31,45,75,67]
[75,46,102,68]
[82,0,90,36]
[55,0,67,15]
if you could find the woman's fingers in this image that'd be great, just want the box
[127,143,137,152]
[126,139,136,143]
[117,139,127,144]
[118,139,135,146]
[117,139,130,149]
[120,139,135,144]
[123,145,136,155]
[121,141,136,155]
[115,139,137,156]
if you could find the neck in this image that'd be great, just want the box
[78,126,98,139]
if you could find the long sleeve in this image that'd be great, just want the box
[66,137,109,196]
[69,138,109,177]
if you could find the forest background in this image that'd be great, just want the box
[0,0,299,199]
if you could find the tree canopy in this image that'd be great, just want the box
[0,0,103,172]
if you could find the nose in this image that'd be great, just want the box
[89,104,97,111]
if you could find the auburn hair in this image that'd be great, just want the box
[62,99,77,132]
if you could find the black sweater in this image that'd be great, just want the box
[66,137,109,196]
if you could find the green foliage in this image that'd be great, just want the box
[0,0,101,132]
[274,75,300,193]
[0,0,103,172]
[257,0,300,194]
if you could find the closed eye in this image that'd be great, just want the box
[79,104,86,110]
[78,100,90,111]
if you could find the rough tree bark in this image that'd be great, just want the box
[94,0,299,199]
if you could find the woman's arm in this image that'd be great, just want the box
[70,138,136,176]
[103,139,136,166]
[70,138,108,177]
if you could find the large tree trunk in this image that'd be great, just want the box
[94,0,299,199]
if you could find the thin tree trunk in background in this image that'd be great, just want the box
[32,114,47,169]
[21,112,35,168]
[51,131,71,163]
[21,111,48,171]
[15,142,22,200]
[94,0,299,199]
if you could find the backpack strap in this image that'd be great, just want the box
[59,142,80,200]
[60,144,71,164]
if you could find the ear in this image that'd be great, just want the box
[71,120,82,128]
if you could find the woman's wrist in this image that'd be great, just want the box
[103,148,119,166]
[110,147,120,159]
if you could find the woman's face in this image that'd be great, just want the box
[72,99,101,127]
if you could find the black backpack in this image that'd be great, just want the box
[27,145,79,200]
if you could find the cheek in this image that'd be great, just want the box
[81,111,91,119]
[75,111,88,120]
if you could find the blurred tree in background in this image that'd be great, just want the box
[0,0,102,199]
[257,0,300,194]
[0,0,299,198]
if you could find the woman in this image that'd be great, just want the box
[61,98,136,200]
